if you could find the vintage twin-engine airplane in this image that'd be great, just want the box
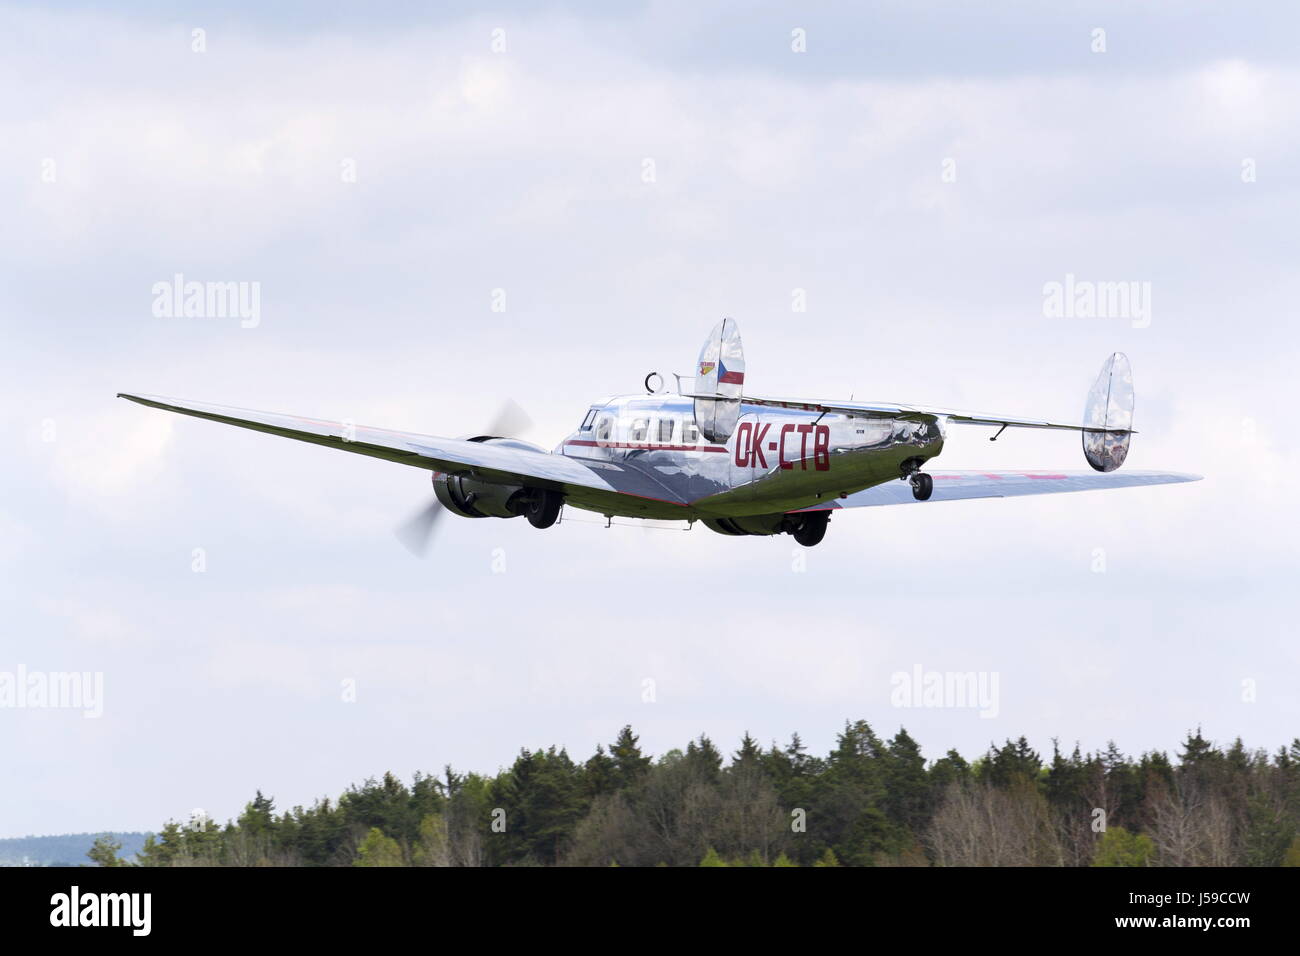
[118,319,1198,549]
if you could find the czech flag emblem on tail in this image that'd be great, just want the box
[718,361,745,385]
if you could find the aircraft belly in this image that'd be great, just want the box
[695,431,945,518]
[562,489,698,521]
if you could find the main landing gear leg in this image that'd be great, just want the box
[790,511,830,547]
[909,472,933,501]
[524,490,563,528]
[901,460,933,501]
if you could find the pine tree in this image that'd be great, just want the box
[340,772,416,846]
[493,745,585,865]
[1243,789,1292,866]
[685,734,723,781]
[813,720,893,865]
[410,771,449,826]
[610,726,652,788]
[583,744,618,798]
[239,790,275,833]
[87,834,126,867]
[1179,727,1216,765]
[733,732,762,767]
[136,822,186,867]
[883,728,930,836]
[985,737,1042,787]
[928,749,971,796]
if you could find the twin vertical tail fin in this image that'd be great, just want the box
[693,317,746,443]
[1082,352,1135,472]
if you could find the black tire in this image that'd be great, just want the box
[911,473,933,501]
[792,512,829,547]
[525,490,563,529]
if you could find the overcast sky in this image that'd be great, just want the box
[2,0,1297,838]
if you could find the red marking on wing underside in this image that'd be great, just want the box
[935,472,1066,480]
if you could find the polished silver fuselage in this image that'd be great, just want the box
[555,394,945,523]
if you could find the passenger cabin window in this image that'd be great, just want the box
[580,409,597,432]
[629,419,649,442]
[658,418,676,443]
[594,415,613,441]
[682,421,700,444]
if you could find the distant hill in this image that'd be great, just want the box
[0,832,151,867]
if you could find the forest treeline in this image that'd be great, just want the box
[92,723,1300,867]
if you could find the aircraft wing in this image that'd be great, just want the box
[116,393,684,504]
[727,394,1132,435]
[790,470,1200,512]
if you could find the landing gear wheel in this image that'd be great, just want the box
[524,490,563,529]
[791,511,830,547]
[910,473,933,501]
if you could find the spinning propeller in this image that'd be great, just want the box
[395,399,533,557]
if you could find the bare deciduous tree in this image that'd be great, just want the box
[927,780,1063,866]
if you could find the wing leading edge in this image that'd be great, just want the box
[115,392,679,503]
[791,470,1200,511]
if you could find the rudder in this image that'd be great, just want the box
[1082,352,1134,472]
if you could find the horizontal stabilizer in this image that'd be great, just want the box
[791,469,1200,511]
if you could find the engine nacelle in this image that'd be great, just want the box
[431,436,551,519]
[433,473,525,519]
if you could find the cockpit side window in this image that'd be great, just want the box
[594,415,613,442]
[629,418,649,442]
[657,418,676,443]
